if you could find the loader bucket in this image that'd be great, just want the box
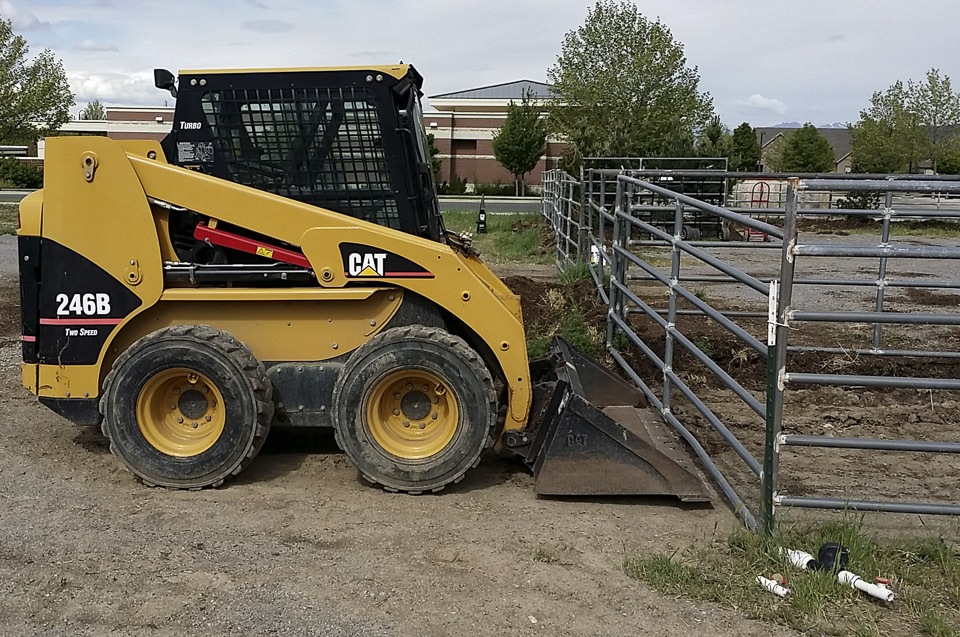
[504,338,711,502]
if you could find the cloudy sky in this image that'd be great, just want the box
[5,0,960,127]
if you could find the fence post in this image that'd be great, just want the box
[577,165,586,264]
[662,199,684,414]
[873,189,894,350]
[606,177,628,348]
[761,180,799,534]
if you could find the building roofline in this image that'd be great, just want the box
[429,79,551,99]
[106,106,175,112]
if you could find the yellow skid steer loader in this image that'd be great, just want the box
[17,64,708,500]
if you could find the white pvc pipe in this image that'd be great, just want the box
[782,548,817,570]
[756,575,790,597]
[838,571,895,602]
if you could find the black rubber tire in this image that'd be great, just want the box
[100,325,273,489]
[331,326,497,494]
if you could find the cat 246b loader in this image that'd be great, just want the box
[18,64,708,500]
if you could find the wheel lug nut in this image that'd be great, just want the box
[402,421,410,428]
[422,384,428,391]
[406,383,413,390]
[419,422,426,429]
[202,387,208,393]
[174,388,181,395]
[432,413,438,420]
[205,415,212,422]
[393,409,400,416]
[394,393,401,400]
[177,416,183,423]
[433,397,440,404]
[170,403,176,410]
[192,422,198,429]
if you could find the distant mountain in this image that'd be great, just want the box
[771,121,848,129]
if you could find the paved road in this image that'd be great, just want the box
[438,197,540,213]
[0,190,31,203]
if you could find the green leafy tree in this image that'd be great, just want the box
[779,124,835,173]
[426,132,442,182]
[939,147,960,175]
[547,0,713,162]
[914,69,960,172]
[850,69,960,173]
[695,116,732,161]
[730,122,761,171]
[849,80,925,173]
[491,90,546,195]
[0,18,74,144]
[81,99,106,120]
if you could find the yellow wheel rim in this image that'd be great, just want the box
[136,368,226,457]
[366,369,459,460]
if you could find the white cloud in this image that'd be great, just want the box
[0,0,48,30]
[738,94,788,115]
[75,40,118,52]
[69,71,165,106]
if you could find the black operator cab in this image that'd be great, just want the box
[155,65,444,243]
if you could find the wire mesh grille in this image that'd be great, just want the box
[201,86,400,228]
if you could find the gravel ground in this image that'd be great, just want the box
[0,234,17,276]
[0,267,791,637]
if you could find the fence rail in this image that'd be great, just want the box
[541,167,960,532]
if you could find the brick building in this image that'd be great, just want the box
[426,80,565,188]
[40,107,173,159]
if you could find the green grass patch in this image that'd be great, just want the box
[559,262,591,284]
[806,218,960,239]
[522,284,604,359]
[441,210,553,265]
[865,222,960,239]
[0,203,17,235]
[625,520,960,636]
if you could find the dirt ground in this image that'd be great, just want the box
[0,267,793,636]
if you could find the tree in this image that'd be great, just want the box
[849,80,925,173]
[914,69,960,172]
[547,0,713,162]
[695,116,732,161]
[426,133,442,183]
[939,147,960,175]
[730,122,761,171]
[0,18,73,144]
[81,99,106,120]
[491,90,546,195]
[779,124,835,173]
[849,69,960,173]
